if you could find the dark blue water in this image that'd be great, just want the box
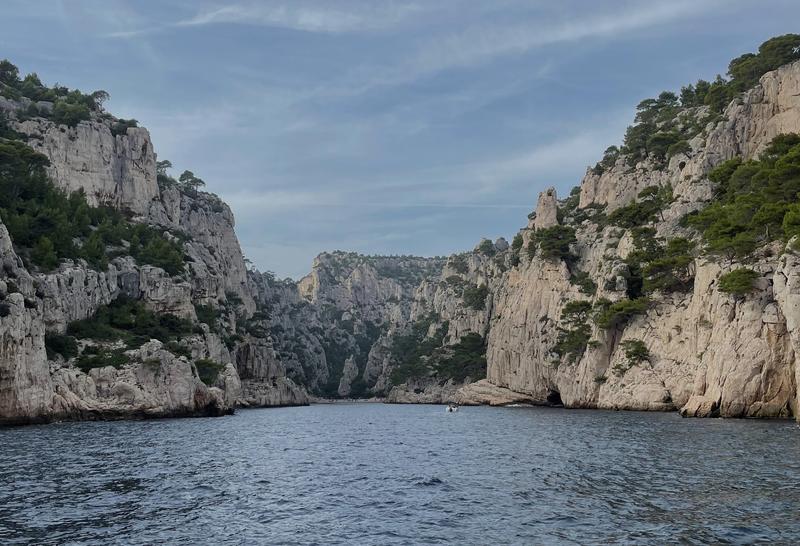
[1,404,799,545]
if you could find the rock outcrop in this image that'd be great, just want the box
[16,119,158,215]
[483,61,800,419]
[0,92,307,425]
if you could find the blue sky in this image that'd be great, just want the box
[2,1,799,278]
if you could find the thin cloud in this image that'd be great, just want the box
[176,1,425,33]
[330,0,725,93]
[103,27,159,39]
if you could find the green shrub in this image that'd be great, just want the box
[688,134,800,259]
[606,186,671,228]
[434,333,487,382]
[531,225,576,260]
[622,339,650,366]
[194,358,225,385]
[0,137,186,274]
[593,298,649,329]
[511,233,523,252]
[110,118,138,137]
[554,300,594,363]
[569,270,597,295]
[718,268,759,296]
[76,347,129,373]
[463,284,488,311]
[67,296,193,349]
[477,239,495,256]
[44,332,78,360]
[52,99,90,127]
[640,237,695,294]
[449,255,468,274]
[389,313,446,384]
[592,146,620,175]
[667,140,691,158]
[165,340,191,358]
[31,236,58,270]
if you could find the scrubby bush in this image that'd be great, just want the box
[195,358,225,385]
[614,339,650,375]
[688,134,800,259]
[434,333,486,382]
[52,100,90,127]
[569,270,597,295]
[511,233,523,252]
[718,268,759,296]
[554,300,594,363]
[477,239,495,256]
[531,225,576,261]
[67,296,194,349]
[593,298,649,329]
[639,237,695,294]
[622,339,650,367]
[449,255,468,274]
[76,347,129,373]
[110,118,138,137]
[389,314,446,384]
[44,332,78,360]
[606,185,672,228]
[463,284,488,311]
[592,146,621,175]
[667,140,691,158]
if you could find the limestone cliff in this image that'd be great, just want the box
[3,45,800,425]
[0,80,307,425]
[268,58,800,419]
[485,60,800,418]
[251,251,447,398]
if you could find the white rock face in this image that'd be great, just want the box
[533,187,559,229]
[484,60,800,419]
[14,117,158,215]
[0,105,307,424]
[455,379,536,406]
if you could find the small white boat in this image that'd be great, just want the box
[445,404,459,413]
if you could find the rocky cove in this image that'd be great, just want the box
[2,38,800,425]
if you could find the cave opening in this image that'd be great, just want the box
[546,389,563,407]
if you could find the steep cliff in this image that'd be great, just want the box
[485,59,800,418]
[252,251,447,398]
[0,69,307,425]
[3,38,800,424]
[268,47,800,418]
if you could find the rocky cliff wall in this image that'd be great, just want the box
[0,97,307,425]
[485,60,800,418]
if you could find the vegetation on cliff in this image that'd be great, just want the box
[686,133,800,259]
[594,34,800,173]
[389,314,486,385]
[0,120,186,274]
[718,268,760,296]
[0,59,108,127]
[67,297,195,349]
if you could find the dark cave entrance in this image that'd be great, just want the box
[546,389,563,407]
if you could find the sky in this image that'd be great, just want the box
[1,1,799,278]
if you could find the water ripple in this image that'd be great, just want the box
[0,405,799,544]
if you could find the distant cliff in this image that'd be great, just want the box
[267,39,800,418]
